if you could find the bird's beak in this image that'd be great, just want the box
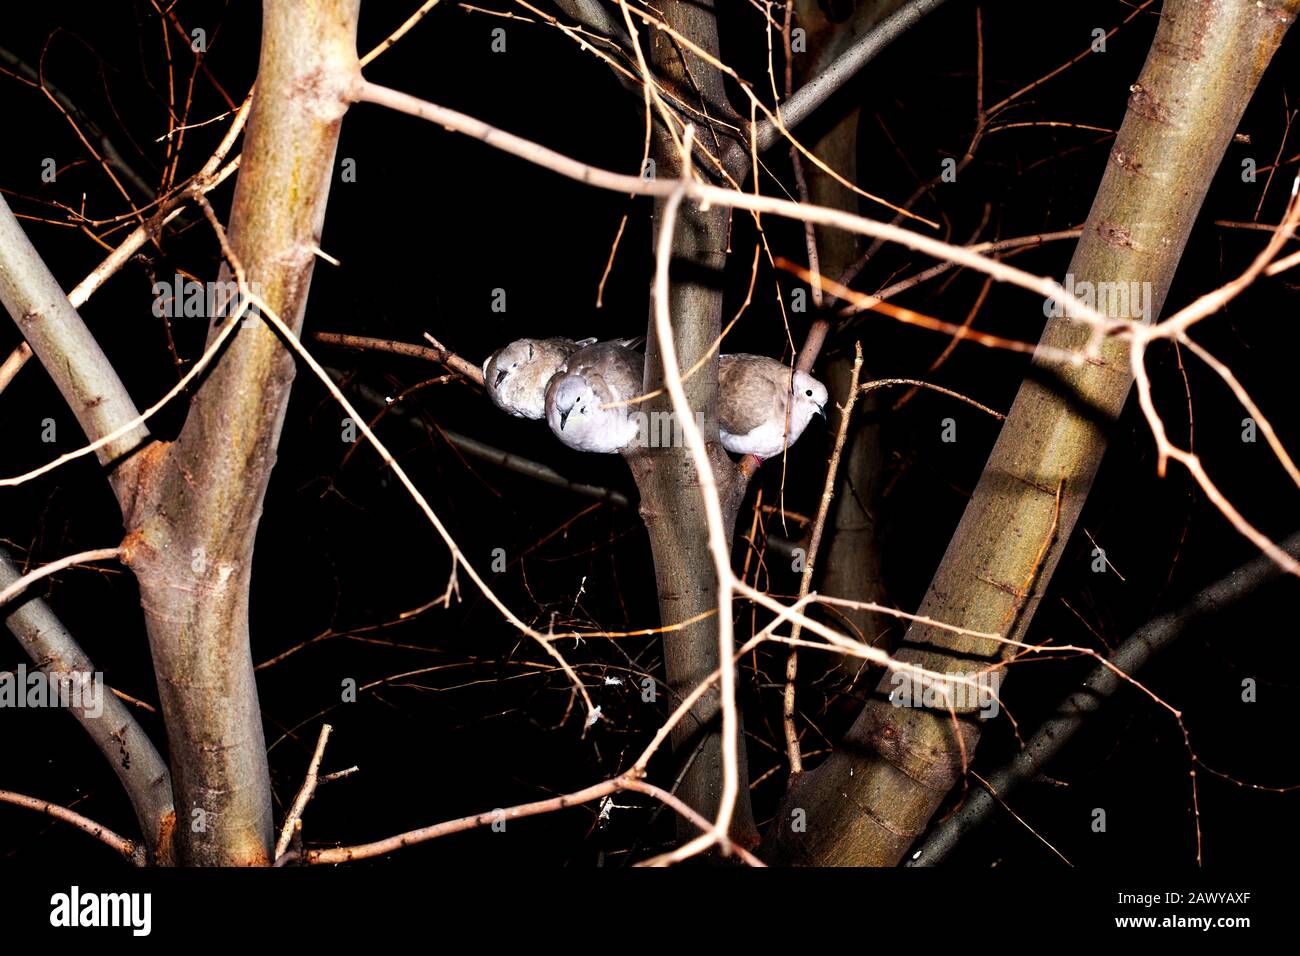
[495,369,508,387]
[815,405,827,420]
[559,407,571,430]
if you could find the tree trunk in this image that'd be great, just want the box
[121,0,361,866]
[625,0,759,847]
[770,0,1299,865]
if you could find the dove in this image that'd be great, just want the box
[483,336,596,419]
[718,353,828,459]
[545,340,645,453]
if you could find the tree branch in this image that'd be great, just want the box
[0,789,143,864]
[334,371,634,508]
[0,194,150,511]
[769,0,1300,866]
[0,548,122,610]
[783,342,864,775]
[0,548,174,860]
[908,530,1300,866]
[275,723,333,860]
[122,0,363,866]
[725,0,951,178]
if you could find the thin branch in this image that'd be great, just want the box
[784,341,863,775]
[860,377,1005,420]
[0,548,122,610]
[907,530,1300,866]
[275,723,333,859]
[0,195,149,505]
[306,778,617,863]
[360,0,444,66]
[0,342,31,394]
[749,0,950,157]
[0,548,173,856]
[0,789,143,863]
[650,131,741,849]
[313,330,476,378]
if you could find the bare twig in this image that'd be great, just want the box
[908,530,1300,866]
[275,724,333,859]
[0,548,173,856]
[0,789,143,863]
[783,341,863,775]
[0,548,122,610]
[313,330,483,385]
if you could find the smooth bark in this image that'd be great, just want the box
[0,195,149,511]
[0,549,174,859]
[122,0,361,865]
[908,530,1300,865]
[770,0,1300,865]
[626,0,759,847]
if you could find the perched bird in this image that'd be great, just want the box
[718,353,827,459]
[483,337,595,419]
[545,341,645,453]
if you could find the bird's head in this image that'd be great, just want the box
[485,339,537,390]
[550,375,596,432]
[792,370,828,419]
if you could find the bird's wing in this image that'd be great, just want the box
[720,354,788,436]
[583,345,643,404]
[606,346,645,399]
[535,338,577,363]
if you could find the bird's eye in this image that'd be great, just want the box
[806,389,814,397]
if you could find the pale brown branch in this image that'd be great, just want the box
[0,548,173,858]
[861,377,1006,420]
[783,341,863,775]
[909,530,1300,866]
[314,330,484,385]
[0,548,122,610]
[275,724,333,859]
[0,789,143,863]
[355,81,1120,335]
